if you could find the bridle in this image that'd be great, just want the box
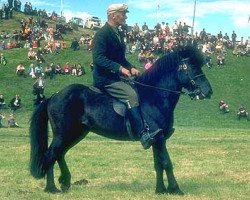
[178,58,205,98]
[122,58,205,97]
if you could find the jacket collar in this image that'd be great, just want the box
[105,22,124,45]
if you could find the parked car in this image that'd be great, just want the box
[69,17,85,28]
[84,16,102,30]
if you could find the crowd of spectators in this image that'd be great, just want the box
[0,1,89,79]
[115,20,250,71]
[0,1,85,126]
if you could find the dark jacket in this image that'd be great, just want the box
[92,22,132,88]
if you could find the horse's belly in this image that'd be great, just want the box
[91,128,135,141]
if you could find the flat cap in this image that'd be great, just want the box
[107,3,129,14]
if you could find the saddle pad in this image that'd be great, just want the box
[113,100,126,117]
[88,86,126,116]
[88,86,103,94]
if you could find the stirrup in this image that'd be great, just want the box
[140,129,162,150]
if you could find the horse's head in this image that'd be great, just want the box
[177,46,213,100]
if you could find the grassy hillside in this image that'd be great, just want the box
[0,11,249,130]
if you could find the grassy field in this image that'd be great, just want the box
[0,128,249,200]
[0,11,250,199]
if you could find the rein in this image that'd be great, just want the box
[132,79,187,95]
[121,77,187,95]
[121,73,205,96]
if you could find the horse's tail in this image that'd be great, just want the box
[29,98,50,179]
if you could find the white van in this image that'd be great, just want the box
[69,17,84,28]
[84,16,102,30]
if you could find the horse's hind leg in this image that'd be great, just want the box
[45,165,60,193]
[43,139,64,193]
[58,154,71,192]
[57,125,90,192]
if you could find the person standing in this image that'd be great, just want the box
[8,0,13,9]
[92,3,162,149]
[231,30,237,48]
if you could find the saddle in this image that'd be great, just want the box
[88,86,134,139]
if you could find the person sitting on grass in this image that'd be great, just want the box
[9,94,21,112]
[0,53,7,66]
[16,63,26,77]
[217,53,225,66]
[237,105,249,121]
[219,100,229,113]
[7,114,20,128]
[204,54,212,68]
[70,38,80,51]
[28,63,36,79]
[0,94,6,109]
[55,63,63,74]
[0,113,6,128]
[63,62,71,75]
[76,63,86,76]
[144,58,153,71]
[27,48,37,60]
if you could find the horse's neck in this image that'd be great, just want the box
[137,72,181,113]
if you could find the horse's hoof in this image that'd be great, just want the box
[155,188,168,194]
[60,184,70,192]
[58,178,70,192]
[44,186,61,193]
[166,186,184,195]
[58,176,71,192]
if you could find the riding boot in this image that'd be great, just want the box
[127,106,162,150]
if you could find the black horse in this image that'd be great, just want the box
[29,45,213,194]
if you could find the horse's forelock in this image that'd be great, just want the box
[179,45,204,68]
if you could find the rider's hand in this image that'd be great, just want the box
[130,67,140,76]
[120,67,131,77]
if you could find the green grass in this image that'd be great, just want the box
[0,11,250,199]
[0,128,249,199]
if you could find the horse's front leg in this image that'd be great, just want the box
[152,136,184,195]
[152,143,167,194]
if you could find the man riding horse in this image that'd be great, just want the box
[92,3,162,149]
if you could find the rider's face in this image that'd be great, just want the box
[113,11,127,26]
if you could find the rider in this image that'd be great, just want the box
[92,3,162,149]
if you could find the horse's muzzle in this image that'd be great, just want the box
[189,87,212,100]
